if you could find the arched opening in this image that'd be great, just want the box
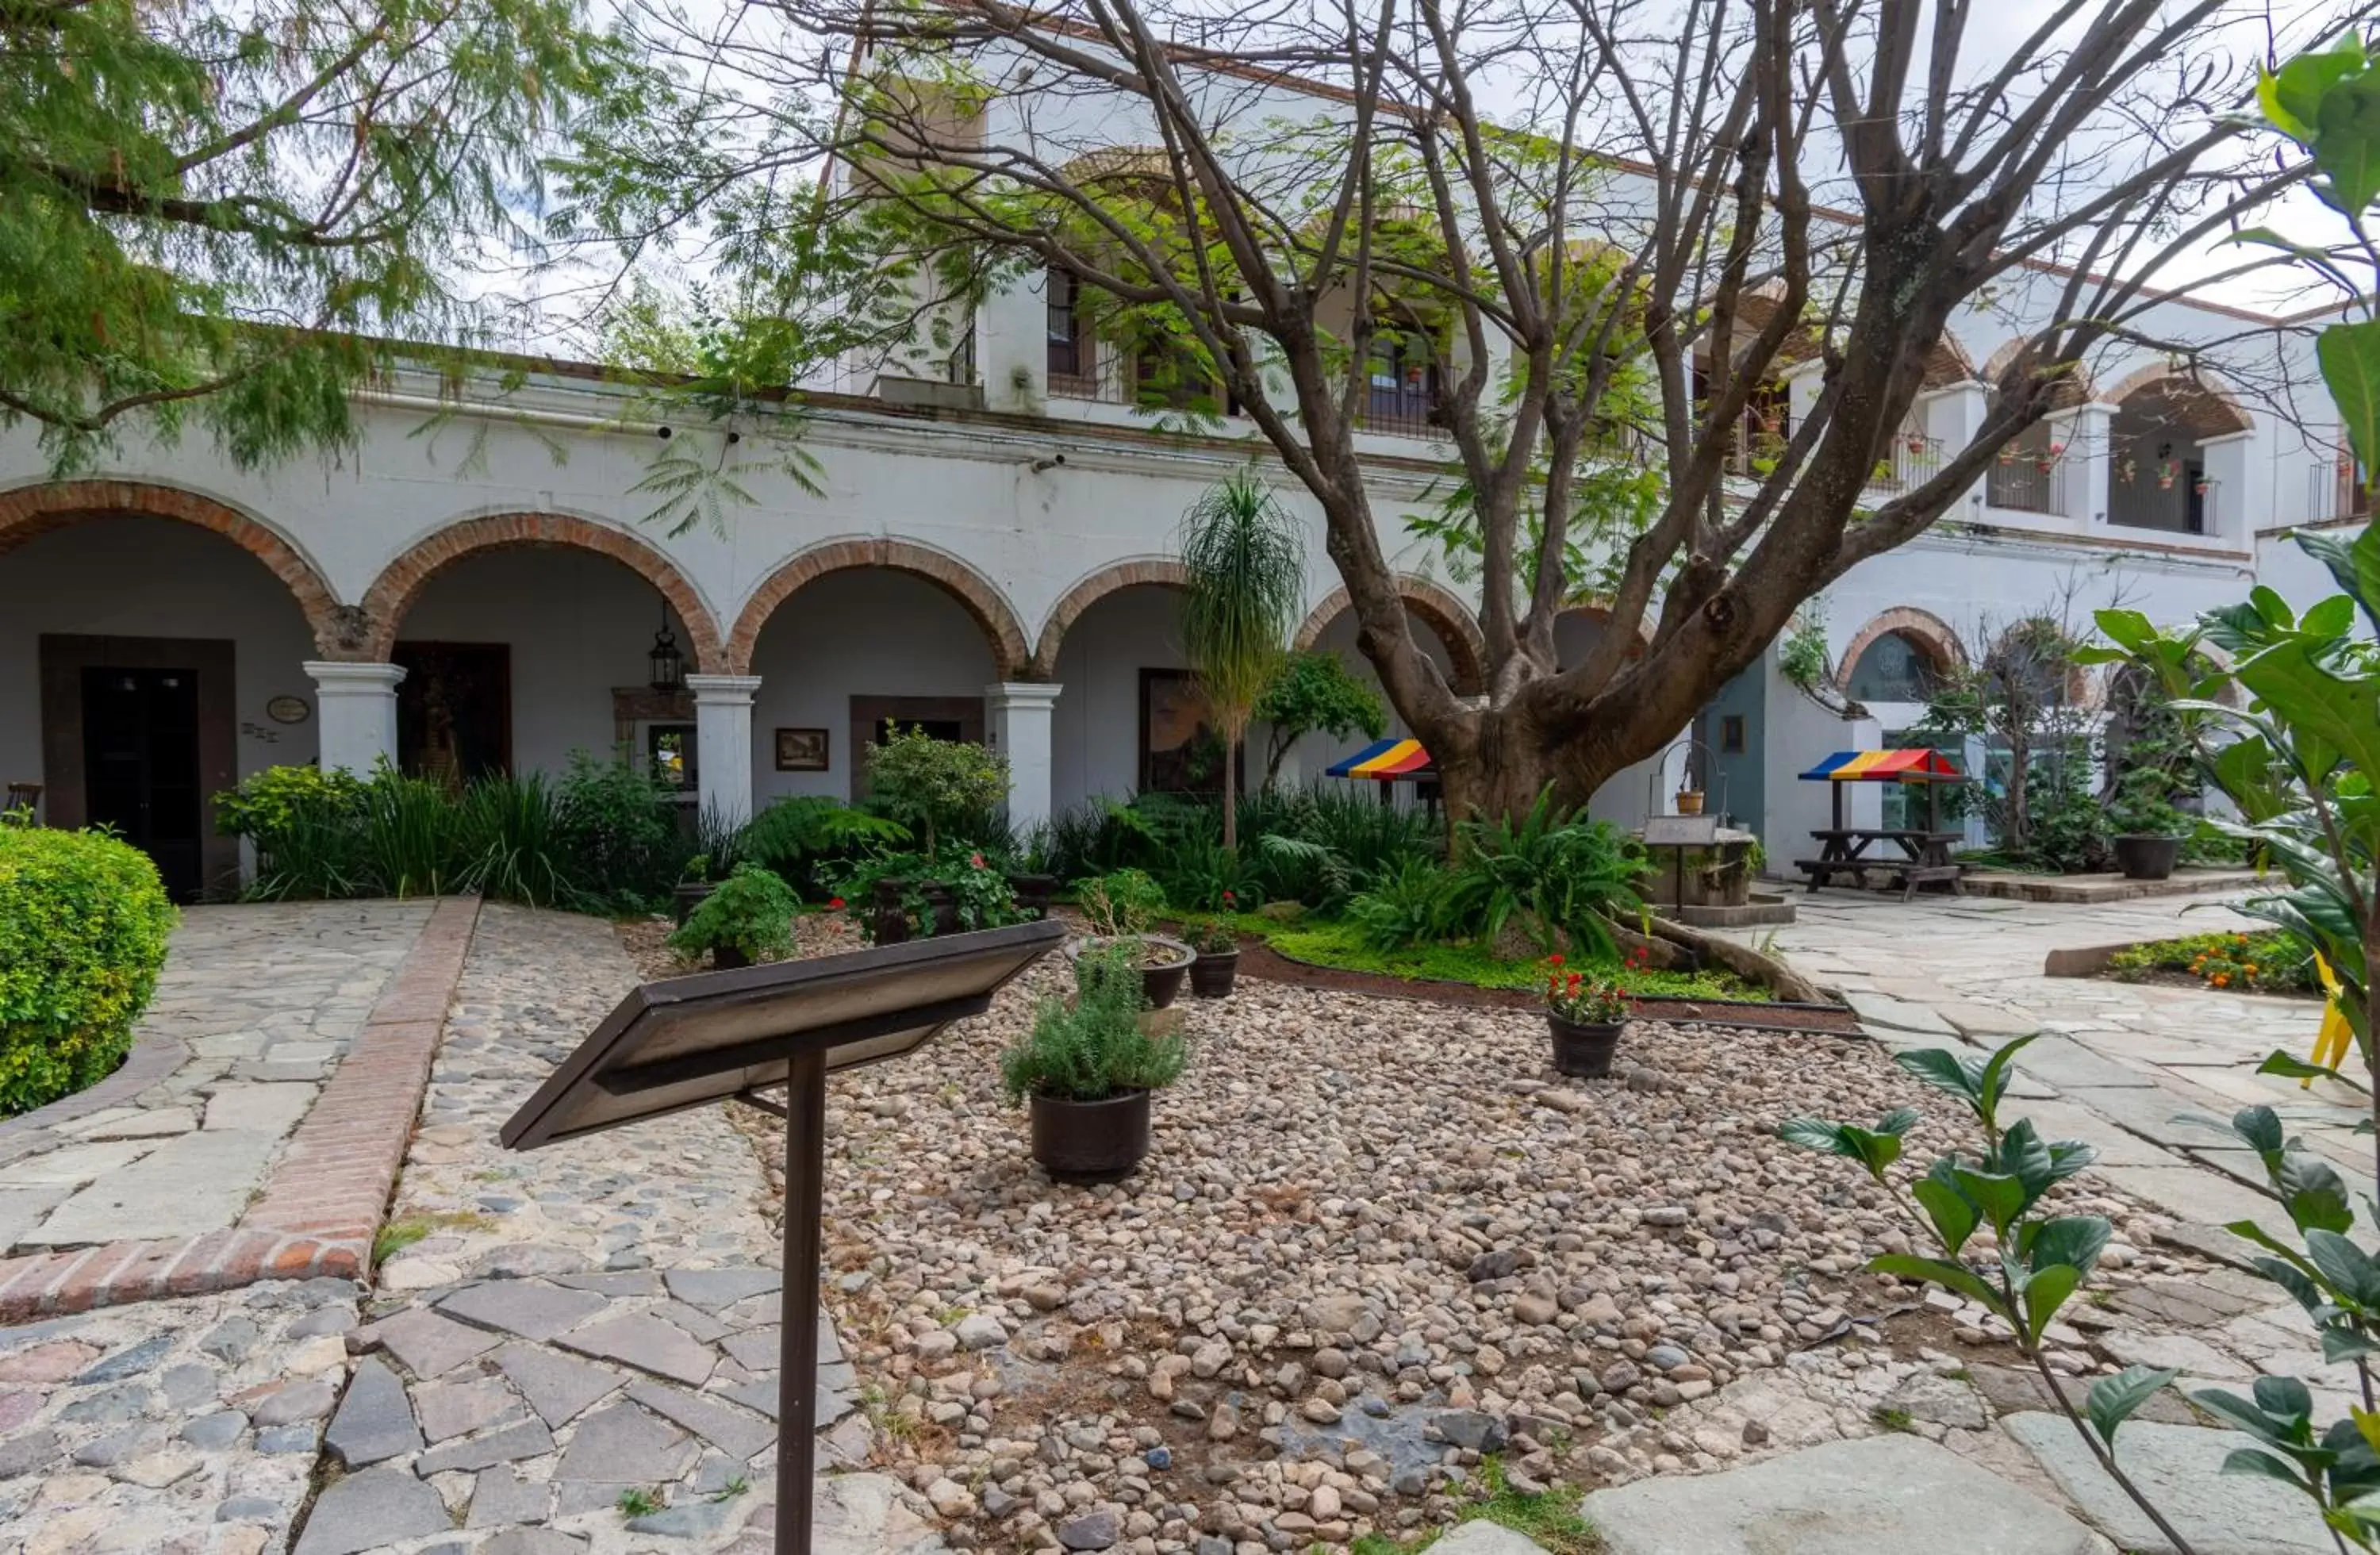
[373,544,708,791]
[2108,372,2251,536]
[1844,629,1951,705]
[743,564,1019,806]
[1048,581,1198,804]
[0,505,332,899]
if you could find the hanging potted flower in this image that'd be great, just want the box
[1002,941,1190,1181]
[2158,459,2178,490]
[667,864,797,970]
[1903,431,1928,455]
[2036,440,2064,474]
[1185,918,1240,998]
[1543,955,1632,1078]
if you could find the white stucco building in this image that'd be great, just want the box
[0,60,2358,900]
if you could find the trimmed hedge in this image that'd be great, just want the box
[0,825,178,1116]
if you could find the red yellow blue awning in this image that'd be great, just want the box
[1326,737,1434,779]
[1798,748,1964,782]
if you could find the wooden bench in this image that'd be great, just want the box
[1797,858,1964,901]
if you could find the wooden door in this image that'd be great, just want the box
[81,666,204,901]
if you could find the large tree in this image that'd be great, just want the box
[570,0,2337,821]
[1,0,642,470]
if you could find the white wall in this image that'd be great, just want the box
[747,568,1000,805]
[0,517,322,797]
[393,547,692,776]
[1050,582,1184,808]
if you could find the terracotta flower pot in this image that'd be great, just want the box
[1188,949,1239,999]
[1030,1089,1153,1181]
[1548,1013,1624,1078]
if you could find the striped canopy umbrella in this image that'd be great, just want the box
[1326,737,1434,780]
[1798,748,1964,782]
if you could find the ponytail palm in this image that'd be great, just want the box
[1179,471,1305,850]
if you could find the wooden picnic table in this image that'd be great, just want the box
[1796,827,1965,900]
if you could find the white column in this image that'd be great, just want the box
[2052,402,2115,528]
[986,682,1064,835]
[685,674,762,826]
[305,662,404,775]
[2199,428,2255,541]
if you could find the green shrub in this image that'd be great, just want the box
[0,826,178,1115]
[862,725,1008,852]
[1441,791,1648,958]
[741,796,909,898]
[668,863,797,963]
[1077,869,1165,936]
[457,773,573,908]
[215,764,370,899]
[359,766,470,897]
[555,753,684,909]
[1346,854,1458,950]
[1000,942,1185,1101]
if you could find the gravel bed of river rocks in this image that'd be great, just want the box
[620,911,2215,1555]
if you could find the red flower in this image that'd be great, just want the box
[1223,890,1237,904]
[827,897,845,910]
[970,851,986,869]
[1547,954,1565,967]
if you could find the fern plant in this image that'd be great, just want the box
[1443,791,1649,958]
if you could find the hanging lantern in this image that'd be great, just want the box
[648,606,685,693]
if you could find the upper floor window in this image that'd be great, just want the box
[1046,270,1088,382]
[1364,332,1441,436]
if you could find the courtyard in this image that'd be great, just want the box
[0,880,2355,1555]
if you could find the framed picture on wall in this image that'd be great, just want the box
[775,727,829,771]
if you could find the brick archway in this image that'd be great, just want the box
[727,538,1032,678]
[1553,601,1655,661]
[1292,578,1488,697]
[358,513,727,670]
[1031,558,1189,678]
[0,480,355,655]
[1837,607,1965,696]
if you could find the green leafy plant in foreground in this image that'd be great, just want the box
[667,864,797,964]
[1787,1034,2380,1552]
[999,941,1187,1102]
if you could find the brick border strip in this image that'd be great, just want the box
[0,896,481,1322]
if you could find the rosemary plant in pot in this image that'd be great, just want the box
[1543,956,1631,1078]
[1002,941,1189,1181]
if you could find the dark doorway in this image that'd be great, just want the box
[81,666,205,902]
[394,642,512,783]
[41,635,239,900]
[847,696,985,801]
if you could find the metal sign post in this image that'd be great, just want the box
[500,920,1067,1555]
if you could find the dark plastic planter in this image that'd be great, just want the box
[870,877,911,945]
[1030,1088,1153,1181]
[671,881,715,926]
[1548,1014,1624,1078]
[710,944,750,971]
[1069,935,1195,1008]
[1008,873,1059,921]
[918,881,962,937]
[1188,949,1240,999]
[2113,835,2182,881]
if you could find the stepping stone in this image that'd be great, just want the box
[2003,1413,2334,1553]
[554,1401,697,1484]
[0,1184,71,1251]
[0,1138,155,1188]
[1577,1433,2102,1554]
[493,1343,622,1430]
[437,1280,610,1342]
[202,1086,315,1135]
[1843,992,1956,1036]
[467,1465,551,1528]
[75,1107,199,1139]
[414,1418,555,1476]
[1429,1526,1552,1555]
[2011,1038,2155,1091]
[22,1130,280,1244]
[414,1375,525,1442]
[664,1267,782,1311]
[626,1379,775,1458]
[292,1465,451,1555]
[559,1315,716,1386]
[367,1308,502,1380]
[323,1358,421,1468]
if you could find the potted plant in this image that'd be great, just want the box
[1544,955,1631,1078]
[668,863,797,969]
[673,854,716,926]
[1002,941,1189,1181]
[1005,827,1059,920]
[1069,868,1194,1008]
[1184,918,1240,998]
[2108,766,2190,881]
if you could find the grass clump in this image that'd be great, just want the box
[371,1210,495,1267]
[1352,1461,1603,1555]
[617,1487,666,1517]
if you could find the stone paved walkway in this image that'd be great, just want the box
[300,904,904,1555]
[0,902,432,1254]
